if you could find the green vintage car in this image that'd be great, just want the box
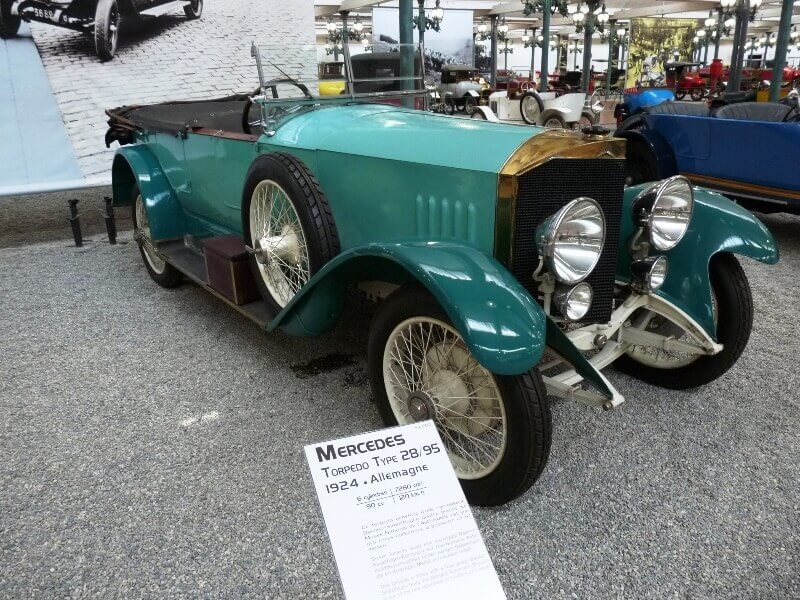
[105,46,778,506]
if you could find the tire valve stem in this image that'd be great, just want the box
[104,196,117,245]
[67,199,82,247]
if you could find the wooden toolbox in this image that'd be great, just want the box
[202,235,260,306]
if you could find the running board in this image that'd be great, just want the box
[157,239,275,329]
[138,1,189,17]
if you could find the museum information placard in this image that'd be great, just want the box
[305,421,506,600]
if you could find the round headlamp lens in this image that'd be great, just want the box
[649,176,693,251]
[648,255,668,290]
[538,197,606,284]
[555,282,593,321]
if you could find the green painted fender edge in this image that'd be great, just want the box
[545,318,613,398]
[111,146,186,241]
[618,185,779,337]
[268,241,548,376]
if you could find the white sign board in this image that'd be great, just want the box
[304,421,506,600]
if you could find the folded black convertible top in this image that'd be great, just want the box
[105,93,253,146]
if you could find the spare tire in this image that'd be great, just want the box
[242,153,340,312]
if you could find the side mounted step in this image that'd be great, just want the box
[157,237,274,329]
[138,1,189,17]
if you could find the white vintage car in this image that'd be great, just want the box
[436,65,491,114]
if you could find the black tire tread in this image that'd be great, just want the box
[94,0,118,61]
[242,152,339,312]
[615,254,752,390]
[183,0,202,19]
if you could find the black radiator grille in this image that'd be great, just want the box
[511,158,626,323]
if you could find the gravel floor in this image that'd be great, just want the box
[1,204,798,598]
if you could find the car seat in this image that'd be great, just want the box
[713,102,792,122]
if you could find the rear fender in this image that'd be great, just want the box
[111,146,186,241]
[615,128,678,179]
[269,242,549,376]
[617,185,779,337]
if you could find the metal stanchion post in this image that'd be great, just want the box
[67,199,82,247]
[104,197,117,245]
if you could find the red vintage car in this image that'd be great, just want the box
[665,62,706,101]
[700,64,800,95]
[495,69,536,96]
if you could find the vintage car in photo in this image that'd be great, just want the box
[104,44,778,506]
[0,0,202,60]
[617,96,800,213]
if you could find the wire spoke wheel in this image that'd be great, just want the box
[382,316,507,480]
[249,180,310,308]
[134,195,165,274]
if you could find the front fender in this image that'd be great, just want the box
[617,185,779,337]
[615,128,678,180]
[111,145,186,241]
[268,242,548,376]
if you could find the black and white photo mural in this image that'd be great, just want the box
[0,0,316,195]
[371,6,474,82]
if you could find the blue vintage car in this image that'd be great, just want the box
[617,99,800,213]
[613,88,675,127]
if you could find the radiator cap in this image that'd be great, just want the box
[581,124,611,138]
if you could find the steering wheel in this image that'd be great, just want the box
[242,79,313,134]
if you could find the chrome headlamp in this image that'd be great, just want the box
[631,256,668,292]
[555,282,593,321]
[632,176,694,251]
[536,197,606,284]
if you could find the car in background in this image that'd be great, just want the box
[617,97,800,213]
[0,0,203,61]
[318,61,345,96]
[437,64,491,113]
[664,62,706,101]
[495,69,535,95]
[613,88,675,128]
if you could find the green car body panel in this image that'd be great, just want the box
[617,184,779,337]
[110,102,777,395]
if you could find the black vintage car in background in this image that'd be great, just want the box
[0,0,202,60]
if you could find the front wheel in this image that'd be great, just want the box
[184,0,202,19]
[94,0,120,61]
[368,286,552,506]
[690,86,706,101]
[463,95,476,115]
[0,0,21,38]
[614,254,753,389]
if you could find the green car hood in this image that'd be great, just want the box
[267,104,542,173]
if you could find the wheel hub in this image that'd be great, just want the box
[406,391,436,422]
[255,225,301,266]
